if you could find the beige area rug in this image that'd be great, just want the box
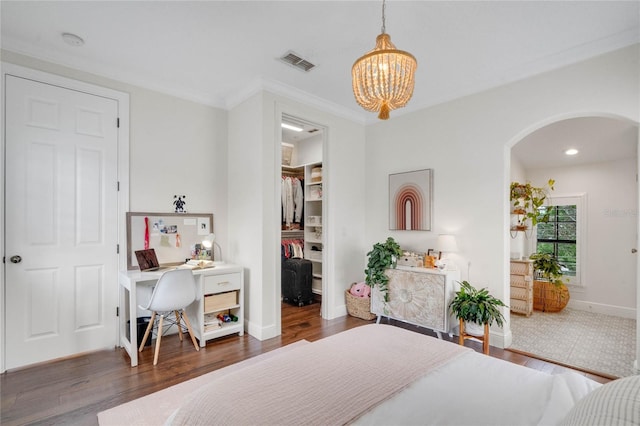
[509,308,637,378]
[97,340,309,426]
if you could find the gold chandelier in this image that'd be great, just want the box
[352,0,417,120]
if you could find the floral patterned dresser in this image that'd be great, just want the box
[371,266,460,338]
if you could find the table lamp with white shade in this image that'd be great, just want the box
[436,234,458,270]
[202,233,224,265]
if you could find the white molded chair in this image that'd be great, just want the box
[138,269,200,365]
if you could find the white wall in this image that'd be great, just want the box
[509,156,528,259]
[227,93,268,338]
[364,44,639,348]
[228,92,366,340]
[528,158,638,316]
[295,133,323,166]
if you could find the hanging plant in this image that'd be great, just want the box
[510,179,555,227]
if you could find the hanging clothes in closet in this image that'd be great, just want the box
[281,176,304,229]
[281,239,304,260]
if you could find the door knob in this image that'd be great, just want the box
[10,255,22,264]
[632,248,638,254]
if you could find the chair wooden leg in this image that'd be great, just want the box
[153,315,164,365]
[139,311,156,352]
[180,309,200,351]
[458,318,464,347]
[175,310,184,341]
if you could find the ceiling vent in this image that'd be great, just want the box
[279,51,316,72]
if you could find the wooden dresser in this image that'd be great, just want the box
[510,260,533,317]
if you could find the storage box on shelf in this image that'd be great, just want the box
[307,250,322,261]
[307,215,322,225]
[204,290,237,312]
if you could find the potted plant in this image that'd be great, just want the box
[510,179,555,230]
[530,252,570,312]
[449,281,507,336]
[365,237,403,302]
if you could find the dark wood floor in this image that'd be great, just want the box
[1,302,612,425]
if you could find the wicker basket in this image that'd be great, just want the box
[345,290,376,320]
[533,280,570,312]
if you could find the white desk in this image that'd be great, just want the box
[119,263,244,367]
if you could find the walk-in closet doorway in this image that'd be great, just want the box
[279,113,328,320]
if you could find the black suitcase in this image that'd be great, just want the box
[282,258,314,306]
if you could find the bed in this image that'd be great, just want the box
[99,324,639,425]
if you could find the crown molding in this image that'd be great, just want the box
[225,77,367,126]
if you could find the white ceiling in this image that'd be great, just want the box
[512,117,638,170]
[2,1,639,126]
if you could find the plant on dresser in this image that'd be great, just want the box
[364,237,403,302]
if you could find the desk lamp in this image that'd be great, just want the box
[202,233,224,265]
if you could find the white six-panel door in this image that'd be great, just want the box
[5,75,119,369]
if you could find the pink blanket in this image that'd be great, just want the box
[171,324,470,425]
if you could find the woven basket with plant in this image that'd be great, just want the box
[530,252,570,312]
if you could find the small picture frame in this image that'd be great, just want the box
[427,249,441,259]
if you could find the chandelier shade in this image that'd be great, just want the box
[351,5,417,120]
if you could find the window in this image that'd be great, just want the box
[533,195,585,286]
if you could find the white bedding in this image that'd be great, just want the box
[166,324,601,425]
[356,350,600,425]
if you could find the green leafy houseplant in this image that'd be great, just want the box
[365,237,403,302]
[449,281,507,327]
[530,252,569,312]
[529,252,565,287]
[510,179,555,228]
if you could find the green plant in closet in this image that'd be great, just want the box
[365,237,403,302]
[510,179,555,228]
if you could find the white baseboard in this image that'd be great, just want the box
[331,304,348,320]
[246,320,279,341]
[498,328,512,349]
[567,300,637,319]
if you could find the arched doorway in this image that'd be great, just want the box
[506,114,639,377]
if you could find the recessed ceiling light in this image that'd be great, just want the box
[281,123,303,132]
[62,32,84,47]
[564,148,579,156]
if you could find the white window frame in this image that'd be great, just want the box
[529,193,587,287]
